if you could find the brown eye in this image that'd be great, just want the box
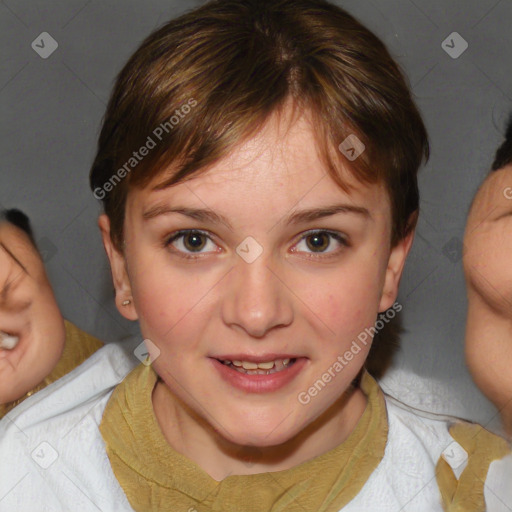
[292,230,349,259]
[165,230,217,259]
[305,233,330,252]
[183,232,207,252]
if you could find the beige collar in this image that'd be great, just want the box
[100,364,388,512]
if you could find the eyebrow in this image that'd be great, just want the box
[0,242,28,302]
[0,243,28,274]
[142,203,371,229]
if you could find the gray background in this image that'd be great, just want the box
[1,0,511,434]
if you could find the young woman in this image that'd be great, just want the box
[1,1,510,510]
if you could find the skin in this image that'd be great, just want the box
[0,222,66,404]
[463,164,512,437]
[100,105,414,481]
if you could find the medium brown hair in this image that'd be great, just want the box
[90,0,429,251]
[491,112,512,171]
[0,209,36,247]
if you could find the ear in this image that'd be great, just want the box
[378,213,416,313]
[98,214,138,321]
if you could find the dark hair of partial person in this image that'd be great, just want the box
[90,0,429,251]
[491,112,512,171]
[0,209,36,245]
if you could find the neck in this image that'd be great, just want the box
[152,377,367,481]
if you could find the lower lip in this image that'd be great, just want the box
[210,357,307,393]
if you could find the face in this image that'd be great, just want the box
[463,165,512,421]
[0,222,65,404]
[101,107,413,448]
[464,165,512,315]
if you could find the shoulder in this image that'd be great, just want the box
[343,395,454,511]
[486,452,512,510]
[1,342,135,429]
[0,343,138,512]
[343,380,511,511]
[376,395,511,511]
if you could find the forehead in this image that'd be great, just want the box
[132,108,391,221]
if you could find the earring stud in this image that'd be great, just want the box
[122,300,132,306]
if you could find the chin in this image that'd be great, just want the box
[0,378,32,404]
[226,432,291,450]
[218,417,302,449]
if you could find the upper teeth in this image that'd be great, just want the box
[222,358,291,370]
[0,331,19,350]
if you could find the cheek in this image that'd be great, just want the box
[297,263,384,340]
[131,261,212,348]
[466,227,512,310]
[35,287,66,359]
[135,278,185,338]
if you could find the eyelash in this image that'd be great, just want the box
[164,229,349,261]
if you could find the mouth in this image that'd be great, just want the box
[0,331,20,350]
[216,357,297,375]
[210,355,307,393]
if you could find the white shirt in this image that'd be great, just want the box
[0,343,510,512]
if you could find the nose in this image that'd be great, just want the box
[221,252,293,338]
